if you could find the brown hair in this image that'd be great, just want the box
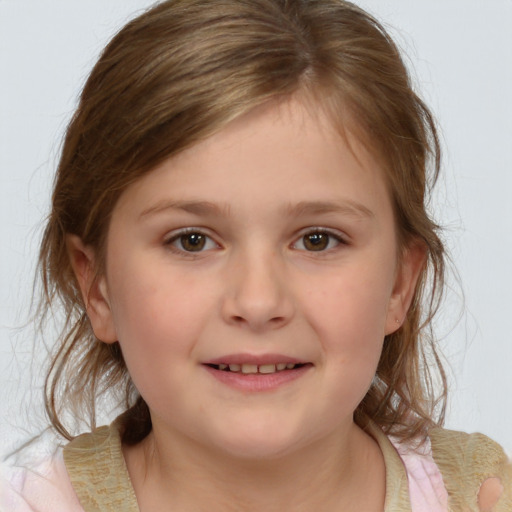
[40,0,446,444]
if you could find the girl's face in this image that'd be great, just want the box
[80,97,422,458]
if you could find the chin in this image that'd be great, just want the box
[206,416,311,461]
[218,438,299,461]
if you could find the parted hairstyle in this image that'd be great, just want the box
[40,0,447,444]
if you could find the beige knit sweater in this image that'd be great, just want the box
[61,421,511,512]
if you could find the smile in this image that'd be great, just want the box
[206,363,306,374]
[203,357,313,392]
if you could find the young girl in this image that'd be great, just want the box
[1,0,510,510]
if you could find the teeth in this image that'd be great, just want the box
[216,363,299,374]
[259,364,276,374]
[241,364,258,374]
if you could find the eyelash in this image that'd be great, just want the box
[163,227,348,255]
[164,228,219,254]
[292,228,348,252]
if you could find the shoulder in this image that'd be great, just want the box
[429,427,512,512]
[0,449,83,512]
[63,422,139,511]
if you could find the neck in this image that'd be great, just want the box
[123,422,386,512]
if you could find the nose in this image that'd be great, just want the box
[221,249,294,332]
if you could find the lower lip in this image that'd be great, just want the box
[203,365,312,392]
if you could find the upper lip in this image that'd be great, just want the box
[203,354,308,366]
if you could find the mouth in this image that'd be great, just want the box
[205,362,310,375]
[202,355,313,391]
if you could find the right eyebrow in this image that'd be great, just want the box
[139,200,231,219]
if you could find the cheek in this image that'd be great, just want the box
[310,285,387,410]
[298,260,394,392]
[106,262,215,379]
[306,271,393,345]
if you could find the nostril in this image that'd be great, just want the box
[229,314,288,328]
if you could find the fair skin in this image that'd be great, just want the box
[70,97,425,511]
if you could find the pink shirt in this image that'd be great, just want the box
[391,436,448,512]
[0,452,82,512]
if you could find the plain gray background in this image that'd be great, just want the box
[1,0,511,456]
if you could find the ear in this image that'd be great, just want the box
[66,234,118,343]
[385,241,426,335]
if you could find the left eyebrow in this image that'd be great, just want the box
[285,200,375,220]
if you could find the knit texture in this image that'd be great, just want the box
[429,428,512,512]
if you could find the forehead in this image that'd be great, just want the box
[111,96,393,227]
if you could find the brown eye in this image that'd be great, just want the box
[293,230,344,252]
[302,232,330,251]
[179,233,206,251]
[166,230,218,254]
